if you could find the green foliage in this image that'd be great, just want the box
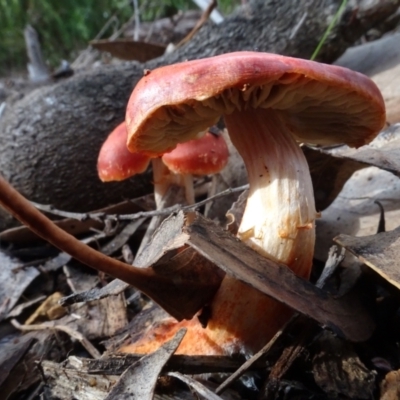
[0,0,239,76]
[0,0,133,74]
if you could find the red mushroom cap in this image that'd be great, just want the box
[97,122,150,182]
[125,51,385,156]
[161,131,229,176]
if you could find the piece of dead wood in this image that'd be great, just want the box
[168,372,223,400]
[68,353,253,376]
[105,329,186,399]
[42,359,119,400]
[60,279,130,306]
[0,175,223,321]
[312,331,375,399]
[6,295,46,318]
[335,226,400,290]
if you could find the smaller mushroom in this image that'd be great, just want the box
[97,121,150,182]
[97,122,229,206]
[161,130,229,204]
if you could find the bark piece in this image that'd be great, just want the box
[335,226,400,290]
[167,372,223,400]
[312,331,375,399]
[67,354,251,375]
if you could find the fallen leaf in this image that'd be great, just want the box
[0,250,39,322]
[335,226,400,290]
[105,329,186,400]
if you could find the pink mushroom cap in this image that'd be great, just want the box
[97,121,150,182]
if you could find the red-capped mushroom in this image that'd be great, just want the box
[121,52,385,355]
[161,130,229,204]
[97,121,150,182]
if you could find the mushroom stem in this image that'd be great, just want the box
[151,157,172,209]
[182,174,195,205]
[224,107,316,277]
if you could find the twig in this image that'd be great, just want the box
[11,319,101,359]
[31,184,249,222]
[215,318,295,395]
[176,0,218,48]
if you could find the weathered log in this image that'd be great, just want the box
[0,0,398,230]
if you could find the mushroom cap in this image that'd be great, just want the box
[126,52,386,156]
[161,131,229,175]
[97,122,150,182]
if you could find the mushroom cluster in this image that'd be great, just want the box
[119,52,385,355]
[98,122,228,206]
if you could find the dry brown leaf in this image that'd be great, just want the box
[105,329,186,400]
[335,226,400,290]
[0,250,39,322]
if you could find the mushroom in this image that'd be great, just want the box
[98,122,229,205]
[161,130,229,204]
[97,121,150,182]
[121,52,385,355]
[97,121,170,209]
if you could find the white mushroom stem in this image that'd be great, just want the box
[224,107,317,277]
[151,158,172,209]
[185,107,319,354]
[179,173,195,205]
